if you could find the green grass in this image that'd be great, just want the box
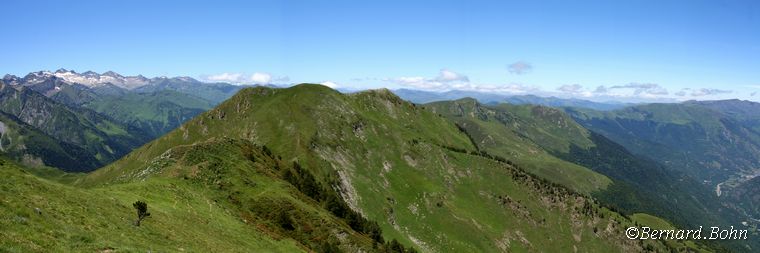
[0,158,303,252]
[425,98,611,194]
[630,213,714,253]
[84,90,214,138]
[631,213,676,230]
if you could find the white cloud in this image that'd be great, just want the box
[508,61,533,75]
[471,83,539,94]
[434,69,469,82]
[675,88,732,97]
[609,83,668,96]
[385,69,537,94]
[249,72,272,84]
[201,72,288,85]
[556,84,595,97]
[320,81,340,89]
[388,69,470,90]
[205,72,246,83]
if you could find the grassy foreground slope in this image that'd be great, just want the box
[82,84,683,252]
[0,157,303,252]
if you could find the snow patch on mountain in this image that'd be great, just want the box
[50,69,150,89]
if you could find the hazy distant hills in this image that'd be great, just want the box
[393,88,630,111]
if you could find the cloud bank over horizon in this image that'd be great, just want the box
[365,67,741,103]
[201,72,289,85]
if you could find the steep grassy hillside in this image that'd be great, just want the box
[1,136,398,252]
[0,157,304,252]
[0,84,149,171]
[425,98,610,194]
[427,99,754,252]
[84,90,214,138]
[80,84,687,252]
[630,214,713,253]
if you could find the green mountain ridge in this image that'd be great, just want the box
[69,84,695,252]
[425,98,610,194]
[1,84,749,252]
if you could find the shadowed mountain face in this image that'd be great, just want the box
[564,100,760,248]
[0,83,149,171]
[565,101,760,193]
[80,84,690,252]
[0,111,100,170]
[725,176,760,219]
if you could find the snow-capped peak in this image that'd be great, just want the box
[47,70,149,89]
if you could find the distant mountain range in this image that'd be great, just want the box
[392,88,631,110]
[2,69,247,104]
[0,70,250,171]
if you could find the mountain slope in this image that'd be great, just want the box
[565,102,760,186]
[83,90,214,138]
[0,83,149,171]
[724,175,760,220]
[427,98,754,251]
[0,156,311,252]
[425,98,611,194]
[0,112,100,170]
[81,84,683,252]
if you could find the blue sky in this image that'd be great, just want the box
[2,0,759,102]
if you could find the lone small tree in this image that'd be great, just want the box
[132,201,151,226]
